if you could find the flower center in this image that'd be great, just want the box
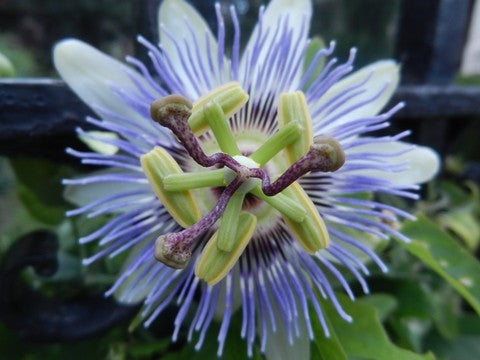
[141,83,345,285]
[192,135,278,222]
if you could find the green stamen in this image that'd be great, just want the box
[163,169,225,191]
[189,82,249,135]
[249,122,302,166]
[203,101,241,156]
[216,190,246,252]
[278,91,313,165]
[250,186,306,222]
[195,212,257,285]
[281,182,329,252]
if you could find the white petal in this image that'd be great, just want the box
[54,39,156,129]
[79,131,119,155]
[158,0,220,96]
[64,171,150,208]
[314,61,400,128]
[264,309,310,360]
[348,141,440,185]
[240,0,312,86]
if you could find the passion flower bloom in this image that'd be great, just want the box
[55,0,439,357]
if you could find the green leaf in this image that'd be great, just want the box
[321,294,435,360]
[10,157,74,207]
[425,314,480,360]
[18,184,66,225]
[127,338,170,358]
[0,50,15,77]
[221,312,263,360]
[428,334,480,360]
[430,287,460,340]
[435,181,480,250]
[439,180,472,206]
[310,305,348,360]
[380,280,436,351]
[401,215,480,316]
[438,205,480,250]
[388,280,434,319]
[388,317,432,354]
[359,293,398,322]
[1,158,71,229]
[0,188,47,254]
[459,314,480,335]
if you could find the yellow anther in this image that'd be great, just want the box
[278,91,313,165]
[141,146,201,228]
[281,181,329,252]
[189,82,249,135]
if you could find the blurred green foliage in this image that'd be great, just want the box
[0,0,403,77]
[309,0,401,66]
[0,49,15,77]
[0,0,134,77]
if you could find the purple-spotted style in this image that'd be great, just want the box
[54,0,439,358]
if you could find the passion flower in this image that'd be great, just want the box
[55,0,439,357]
